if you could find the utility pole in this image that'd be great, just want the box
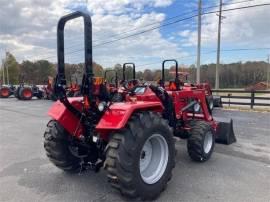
[196,0,202,84]
[267,55,269,89]
[215,0,222,89]
[5,52,9,85]
[1,58,5,85]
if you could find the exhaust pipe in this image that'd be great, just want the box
[215,118,236,145]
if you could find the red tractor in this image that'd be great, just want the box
[0,84,16,98]
[44,12,236,200]
[169,69,221,111]
[42,77,57,101]
[111,62,141,101]
[120,62,140,89]
[66,76,81,97]
[104,69,119,99]
[14,76,43,100]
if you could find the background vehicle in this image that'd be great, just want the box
[42,77,57,101]
[169,69,222,111]
[66,76,81,97]
[0,84,16,98]
[15,76,43,100]
[104,69,119,99]
[0,66,16,98]
[112,63,140,101]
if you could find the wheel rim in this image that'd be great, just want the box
[23,89,32,98]
[203,131,213,154]
[139,134,169,184]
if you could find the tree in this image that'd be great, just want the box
[20,60,56,84]
[2,52,19,84]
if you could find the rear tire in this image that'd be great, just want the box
[105,112,175,200]
[44,120,81,173]
[19,87,33,100]
[187,121,215,162]
[0,87,11,98]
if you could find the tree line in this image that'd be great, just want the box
[0,52,269,88]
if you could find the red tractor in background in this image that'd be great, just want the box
[42,77,57,101]
[0,84,16,98]
[66,76,81,97]
[43,11,236,201]
[0,63,16,98]
[111,62,142,101]
[103,69,119,99]
[120,62,140,89]
[15,76,43,100]
[169,69,222,111]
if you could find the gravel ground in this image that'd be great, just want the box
[0,98,270,202]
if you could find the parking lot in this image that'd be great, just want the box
[0,98,270,202]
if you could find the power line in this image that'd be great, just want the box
[223,0,255,6]
[12,0,257,59]
[6,1,270,62]
[42,2,270,60]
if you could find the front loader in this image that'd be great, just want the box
[43,11,236,201]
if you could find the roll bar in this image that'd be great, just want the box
[104,70,118,88]
[160,59,179,89]
[123,63,136,81]
[55,11,93,99]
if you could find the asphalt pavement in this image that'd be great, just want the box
[0,98,270,202]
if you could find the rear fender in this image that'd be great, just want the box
[96,101,163,132]
[48,97,84,138]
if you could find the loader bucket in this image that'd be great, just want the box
[213,95,222,107]
[215,118,236,145]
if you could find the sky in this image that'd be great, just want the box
[0,0,270,70]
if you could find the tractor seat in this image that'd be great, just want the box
[168,79,183,91]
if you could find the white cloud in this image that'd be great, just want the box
[0,0,187,70]
[181,0,270,48]
[179,30,191,37]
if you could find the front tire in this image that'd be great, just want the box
[187,121,215,162]
[44,120,81,173]
[105,112,175,200]
[207,95,214,112]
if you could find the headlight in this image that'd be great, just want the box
[98,102,106,111]
[193,102,201,112]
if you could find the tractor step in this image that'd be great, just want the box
[214,117,236,145]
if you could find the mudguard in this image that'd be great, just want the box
[48,99,163,138]
[96,101,163,130]
[48,97,84,137]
